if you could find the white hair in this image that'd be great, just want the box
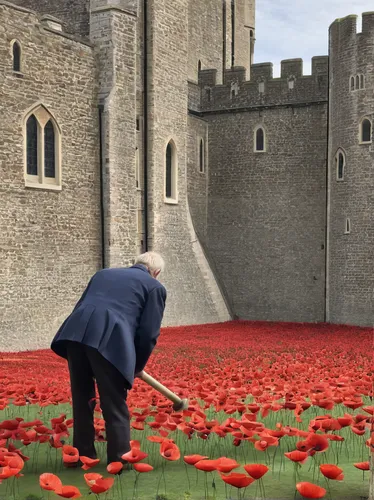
[135,252,165,273]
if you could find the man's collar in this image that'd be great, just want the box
[132,264,150,274]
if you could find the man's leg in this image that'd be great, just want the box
[84,346,131,465]
[66,342,97,459]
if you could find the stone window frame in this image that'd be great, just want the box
[135,147,140,190]
[359,116,372,145]
[335,148,346,181]
[24,103,62,191]
[344,218,351,235]
[258,81,265,94]
[10,39,22,75]
[164,138,178,204]
[350,74,365,91]
[254,125,266,153]
[198,137,206,174]
[288,76,296,90]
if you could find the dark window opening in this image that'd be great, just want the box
[337,152,344,179]
[199,139,204,173]
[136,118,140,131]
[166,143,172,198]
[350,76,355,90]
[206,88,211,101]
[44,121,56,178]
[198,60,202,72]
[250,30,254,38]
[360,75,364,89]
[345,218,351,234]
[13,42,21,72]
[356,75,360,90]
[231,0,235,67]
[255,128,264,151]
[361,119,372,143]
[26,115,38,176]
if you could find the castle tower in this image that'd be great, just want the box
[90,0,138,267]
[327,13,374,326]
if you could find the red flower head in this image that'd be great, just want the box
[160,441,180,461]
[56,485,82,498]
[133,463,154,473]
[305,434,329,453]
[39,473,63,494]
[194,459,218,472]
[79,456,100,470]
[62,445,79,465]
[296,482,326,499]
[183,455,209,466]
[220,472,255,489]
[244,463,269,479]
[319,464,344,481]
[121,448,148,464]
[107,462,123,475]
[354,462,370,471]
[215,457,240,473]
[284,451,309,464]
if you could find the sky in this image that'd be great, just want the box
[254,0,374,76]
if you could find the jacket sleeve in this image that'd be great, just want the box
[134,285,167,374]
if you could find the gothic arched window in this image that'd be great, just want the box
[335,149,345,181]
[254,126,266,152]
[24,105,61,189]
[360,118,372,144]
[12,41,21,72]
[165,140,178,203]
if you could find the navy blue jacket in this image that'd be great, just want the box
[51,265,167,387]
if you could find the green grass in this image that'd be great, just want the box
[0,403,371,500]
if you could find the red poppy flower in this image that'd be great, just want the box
[184,454,209,465]
[296,482,326,499]
[220,472,255,488]
[284,451,309,464]
[62,445,79,464]
[121,448,148,463]
[160,441,180,461]
[244,463,269,479]
[80,456,100,470]
[133,463,154,473]
[107,462,123,474]
[305,434,329,453]
[56,485,82,498]
[354,462,370,471]
[319,464,344,480]
[194,459,218,472]
[89,477,115,494]
[39,473,63,493]
[215,457,240,473]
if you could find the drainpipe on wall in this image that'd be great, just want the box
[143,0,149,251]
[324,34,331,323]
[98,104,106,269]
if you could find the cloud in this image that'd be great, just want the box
[254,0,373,76]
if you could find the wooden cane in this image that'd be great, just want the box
[138,371,189,411]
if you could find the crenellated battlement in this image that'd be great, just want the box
[329,12,374,43]
[195,56,328,112]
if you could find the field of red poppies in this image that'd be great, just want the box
[0,321,373,499]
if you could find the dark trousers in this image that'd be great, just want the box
[66,342,131,465]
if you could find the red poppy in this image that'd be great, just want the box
[80,456,100,470]
[107,462,123,474]
[160,441,180,461]
[220,472,255,488]
[39,473,63,493]
[215,457,240,473]
[121,448,148,463]
[305,434,329,453]
[56,485,82,498]
[284,451,309,464]
[244,463,269,479]
[296,482,326,499]
[354,462,370,471]
[184,454,209,465]
[90,477,115,494]
[319,464,344,480]
[133,463,154,473]
[62,445,79,465]
[194,459,218,472]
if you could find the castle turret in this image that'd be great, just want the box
[327,13,374,326]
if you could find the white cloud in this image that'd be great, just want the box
[254,0,373,76]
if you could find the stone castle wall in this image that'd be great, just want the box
[0,2,100,351]
[327,13,374,326]
[9,0,90,36]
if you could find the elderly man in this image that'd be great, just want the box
[51,252,167,466]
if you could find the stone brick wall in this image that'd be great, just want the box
[10,0,90,36]
[203,104,328,323]
[90,0,138,268]
[327,14,374,326]
[146,0,229,326]
[0,3,100,351]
